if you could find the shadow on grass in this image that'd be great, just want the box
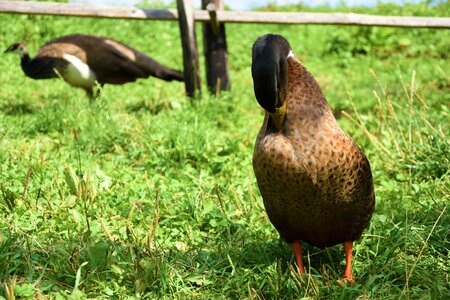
[203,236,347,280]
[126,100,172,115]
[1,102,34,115]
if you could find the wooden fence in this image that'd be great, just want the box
[1,0,449,97]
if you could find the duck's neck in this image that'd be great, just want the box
[286,57,334,121]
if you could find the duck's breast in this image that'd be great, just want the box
[253,120,374,247]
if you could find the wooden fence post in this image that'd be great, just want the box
[177,0,201,97]
[202,0,230,95]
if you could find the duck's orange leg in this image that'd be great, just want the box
[342,241,355,283]
[292,240,305,273]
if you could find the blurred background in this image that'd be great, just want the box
[70,0,428,10]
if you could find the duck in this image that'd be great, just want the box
[251,34,375,283]
[4,34,184,100]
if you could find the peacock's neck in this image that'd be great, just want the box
[20,53,33,77]
[20,52,58,79]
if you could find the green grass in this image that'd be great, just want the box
[0,2,449,299]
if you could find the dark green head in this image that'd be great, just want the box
[252,34,291,129]
[251,34,291,112]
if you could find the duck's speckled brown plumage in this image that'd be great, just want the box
[252,38,375,250]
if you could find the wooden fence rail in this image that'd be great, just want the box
[1,1,449,28]
[1,0,449,97]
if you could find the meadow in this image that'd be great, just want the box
[0,1,449,299]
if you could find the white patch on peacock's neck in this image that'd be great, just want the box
[61,54,97,88]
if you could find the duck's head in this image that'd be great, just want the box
[4,42,27,57]
[252,34,292,130]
